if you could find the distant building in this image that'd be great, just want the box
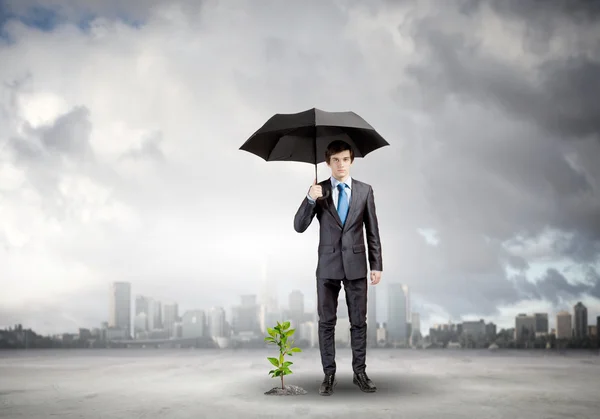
[534,313,549,334]
[208,306,226,338]
[289,290,304,314]
[462,319,486,339]
[163,302,179,335]
[573,302,587,338]
[182,310,205,338]
[134,313,147,338]
[232,295,260,334]
[376,323,387,346]
[556,311,572,339]
[298,321,318,347]
[485,322,497,340]
[515,314,535,341]
[151,300,163,330]
[135,295,150,331]
[109,282,131,339]
[387,283,409,345]
[410,312,421,345]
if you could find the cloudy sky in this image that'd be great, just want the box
[1,0,599,335]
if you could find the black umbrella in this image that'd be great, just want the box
[239,107,389,199]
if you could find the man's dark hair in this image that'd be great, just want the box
[325,140,354,164]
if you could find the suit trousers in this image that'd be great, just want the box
[316,276,368,375]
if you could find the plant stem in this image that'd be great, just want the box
[281,373,284,389]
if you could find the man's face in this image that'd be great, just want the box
[327,150,353,180]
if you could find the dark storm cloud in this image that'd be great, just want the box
[586,267,600,298]
[490,0,600,25]
[379,0,600,315]
[552,232,600,264]
[402,26,600,141]
[515,267,598,305]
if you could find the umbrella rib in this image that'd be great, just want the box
[266,126,306,161]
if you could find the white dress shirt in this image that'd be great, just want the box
[307,176,352,208]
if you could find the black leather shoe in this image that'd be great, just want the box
[319,373,337,396]
[353,372,377,393]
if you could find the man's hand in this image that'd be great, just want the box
[370,270,382,285]
[308,179,323,200]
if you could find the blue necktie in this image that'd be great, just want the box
[337,183,349,225]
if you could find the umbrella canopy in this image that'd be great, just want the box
[240,107,389,165]
[240,107,389,198]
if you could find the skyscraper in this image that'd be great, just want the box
[556,311,572,339]
[182,310,205,338]
[163,302,179,335]
[289,290,304,315]
[109,282,131,339]
[515,314,535,341]
[208,306,226,338]
[152,300,163,330]
[534,313,549,335]
[387,283,408,345]
[135,295,150,332]
[410,312,421,343]
[573,302,588,338]
[232,295,260,334]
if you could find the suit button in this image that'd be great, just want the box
[342,247,346,251]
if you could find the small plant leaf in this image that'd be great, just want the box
[266,321,302,382]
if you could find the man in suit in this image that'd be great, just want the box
[294,139,383,396]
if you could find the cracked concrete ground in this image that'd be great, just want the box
[1,348,599,418]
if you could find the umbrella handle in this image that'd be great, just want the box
[317,189,330,200]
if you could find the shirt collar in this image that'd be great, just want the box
[330,176,352,189]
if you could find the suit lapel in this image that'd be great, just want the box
[343,180,362,230]
[324,181,343,228]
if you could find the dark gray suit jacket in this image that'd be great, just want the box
[294,178,383,280]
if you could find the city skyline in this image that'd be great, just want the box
[2,1,600,337]
[6,279,598,344]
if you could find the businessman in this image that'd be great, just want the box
[294,139,383,396]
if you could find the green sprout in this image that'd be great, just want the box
[265,320,302,389]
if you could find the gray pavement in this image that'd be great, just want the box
[1,347,599,418]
